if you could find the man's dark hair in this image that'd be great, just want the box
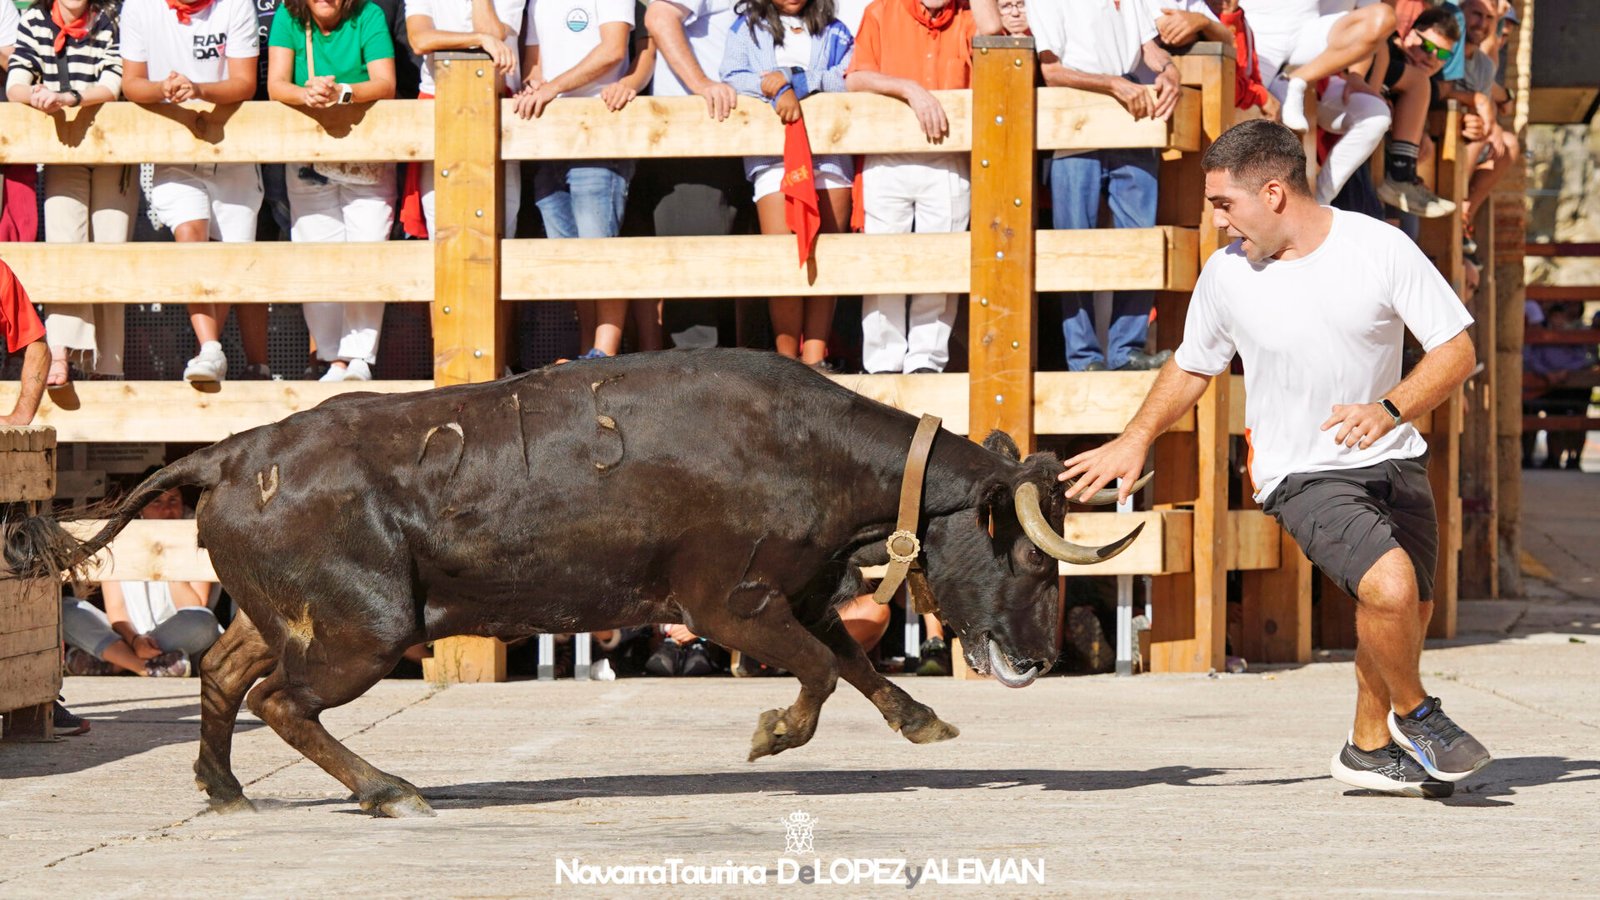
[1200,119,1313,197]
[1412,6,1462,42]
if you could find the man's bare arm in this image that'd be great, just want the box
[1,340,48,425]
[1059,360,1214,503]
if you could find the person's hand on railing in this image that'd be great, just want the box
[303,76,340,109]
[692,80,738,122]
[600,81,638,112]
[905,84,950,143]
[760,70,789,99]
[1108,77,1154,121]
[513,81,560,119]
[164,72,198,104]
[478,32,517,76]
[1151,61,1181,121]
[26,84,70,114]
[774,90,801,125]
[1155,8,1210,47]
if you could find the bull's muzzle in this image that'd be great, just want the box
[1013,482,1145,565]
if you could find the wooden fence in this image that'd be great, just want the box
[0,42,1468,681]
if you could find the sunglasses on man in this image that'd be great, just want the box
[1419,36,1456,62]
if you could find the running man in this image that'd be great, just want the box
[1061,119,1491,797]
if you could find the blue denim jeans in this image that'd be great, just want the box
[1050,149,1159,370]
[534,161,634,239]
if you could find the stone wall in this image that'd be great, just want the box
[1526,121,1600,287]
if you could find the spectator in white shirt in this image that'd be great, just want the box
[120,0,264,384]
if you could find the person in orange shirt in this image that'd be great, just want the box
[844,0,1000,375]
[0,258,48,426]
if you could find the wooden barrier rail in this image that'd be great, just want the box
[0,44,1380,680]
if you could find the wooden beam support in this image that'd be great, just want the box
[1460,200,1498,599]
[969,36,1038,455]
[429,51,506,682]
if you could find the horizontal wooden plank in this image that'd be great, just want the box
[1525,285,1600,301]
[0,381,433,443]
[1058,510,1191,576]
[0,100,431,165]
[502,89,1197,160]
[1034,371,1195,435]
[502,227,1197,300]
[1525,242,1600,258]
[0,652,62,714]
[0,625,58,662]
[1524,415,1600,432]
[66,520,216,582]
[0,579,59,636]
[0,451,56,502]
[1525,327,1600,346]
[1525,370,1600,388]
[1,242,432,306]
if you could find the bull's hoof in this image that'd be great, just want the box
[901,716,960,744]
[207,795,257,815]
[360,788,436,819]
[748,707,793,762]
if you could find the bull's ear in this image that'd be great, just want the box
[982,430,1021,461]
[976,478,1009,537]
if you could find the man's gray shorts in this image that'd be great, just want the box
[1261,453,1439,601]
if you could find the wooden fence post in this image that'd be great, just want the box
[1148,45,1233,673]
[952,36,1038,681]
[427,50,508,684]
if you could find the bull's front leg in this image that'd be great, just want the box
[806,614,959,745]
[686,585,841,762]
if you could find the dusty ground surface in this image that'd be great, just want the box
[2,476,1598,898]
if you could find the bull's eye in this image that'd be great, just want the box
[1027,546,1046,567]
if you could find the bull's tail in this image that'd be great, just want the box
[3,447,226,581]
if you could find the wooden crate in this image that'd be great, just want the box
[0,426,61,741]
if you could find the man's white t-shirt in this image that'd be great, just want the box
[1172,209,1473,503]
[647,0,735,97]
[121,0,260,83]
[406,0,528,94]
[1028,0,1157,80]
[0,0,20,50]
[526,0,634,97]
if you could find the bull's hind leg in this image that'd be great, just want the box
[688,597,841,762]
[806,615,959,745]
[195,612,278,812]
[246,643,431,818]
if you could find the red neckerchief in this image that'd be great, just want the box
[1220,7,1272,111]
[51,4,92,54]
[166,0,217,25]
[782,117,821,266]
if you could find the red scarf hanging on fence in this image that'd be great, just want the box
[166,0,217,25]
[51,5,91,54]
[0,167,39,244]
[781,118,820,265]
[1219,8,1272,112]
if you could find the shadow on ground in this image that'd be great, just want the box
[1337,756,1600,807]
[0,699,264,780]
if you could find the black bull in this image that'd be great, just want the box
[5,349,1142,818]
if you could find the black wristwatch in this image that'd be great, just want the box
[1378,398,1403,426]
[65,89,83,107]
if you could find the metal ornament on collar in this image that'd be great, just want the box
[872,414,942,610]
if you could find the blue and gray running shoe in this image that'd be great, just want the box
[1388,696,1492,781]
[1330,740,1453,798]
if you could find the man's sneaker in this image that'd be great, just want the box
[53,699,91,736]
[645,639,680,677]
[64,646,117,677]
[680,640,716,676]
[238,362,274,381]
[319,363,347,383]
[1377,177,1457,219]
[916,637,951,676]
[183,343,228,383]
[1330,739,1453,798]
[579,348,609,360]
[144,650,191,678]
[342,359,373,382]
[1388,696,1492,781]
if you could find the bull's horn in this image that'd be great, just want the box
[1062,471,1154,506]
[1014,482,1145,565]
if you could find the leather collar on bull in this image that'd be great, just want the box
[872,414,942,614]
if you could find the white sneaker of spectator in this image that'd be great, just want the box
[183,342,228,383]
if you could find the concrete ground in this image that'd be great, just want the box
[3,476,1598,897]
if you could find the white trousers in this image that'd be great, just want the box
[860,153,970,374]
[1267,74,1392,203]
[288,166,397,364]
[1253,10,1347,87]
[42,165,137,375]
[419,161,523,238]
